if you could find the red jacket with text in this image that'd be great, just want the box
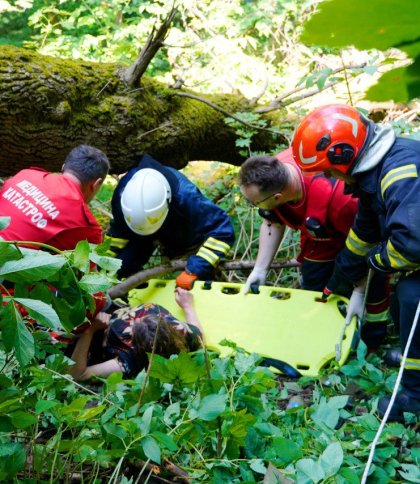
[260,150,358,263]
[0,167,102,250]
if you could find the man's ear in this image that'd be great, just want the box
[92,177,103,195]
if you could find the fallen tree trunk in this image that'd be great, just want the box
[108,258,300,298]
[0,46,282,176]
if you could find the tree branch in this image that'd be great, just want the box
[171,91,287,141]
[122,5,178,87]
[107,258,299,298]
[255,62,368,114]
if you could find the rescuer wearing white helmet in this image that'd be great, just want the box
[120,168,171,236]
[107,154,235,289]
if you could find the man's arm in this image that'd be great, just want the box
[244,219,285,293]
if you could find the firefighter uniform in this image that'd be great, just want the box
[0,167,102,249]
[336,137,420,398]
[108,154,235,280]
[260,155,389,346]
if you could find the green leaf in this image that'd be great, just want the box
[78,405,106,421]
[72,240,90,272]
[103,422,128,441]
[196,393,227,421]
[399,464,420,483]
[0,442,26,480]
[35,400,59,414]
[296,458,325,484]
[301,0,420,52]
[163,401,180,425]
[142,435,161,464]
[300,0,420,102]
[319,442,343,478]
[249,459,266,475]
[0,241,22,263]
[78,273,111,294]
[339,467,361,484]
[271,437,302,465]
[13,297,60,329]
[139,405,154,434]
[2,301,34,366]
[0,252,66,282]
[149,352,206,384]
[0,216,11,230]
[10,411,37,429]
[89,250,122,273]
[153,431,178,451]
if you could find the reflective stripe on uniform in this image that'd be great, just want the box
[197,246,220,266]
[381,164,418,199]
[365,309,389,323]
[386,240,420,270]
[404,358,420,371]
[108,236,129,249]
[203,237,231,255]
[345,229,375,257]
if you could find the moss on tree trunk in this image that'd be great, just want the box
[0,46,280,175]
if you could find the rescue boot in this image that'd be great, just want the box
[378,392,420,422]
[383,347,402,368]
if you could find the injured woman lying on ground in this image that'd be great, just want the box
[67,287,204,381]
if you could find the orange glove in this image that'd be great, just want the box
[176,271,198,290]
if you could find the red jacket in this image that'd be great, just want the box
[265,151,358,263]
[0,167,102,250]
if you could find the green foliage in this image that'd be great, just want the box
[0,217,119,365]
[301,0,420,101]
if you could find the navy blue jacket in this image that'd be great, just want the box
[337,137,420,281]
[108,154,235,278]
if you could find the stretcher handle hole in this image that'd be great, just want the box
[270,291,291,300]
[221,287,240,295]
[154,282,167,288]
[296,363,310,370]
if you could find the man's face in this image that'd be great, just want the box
[241,184,287,210]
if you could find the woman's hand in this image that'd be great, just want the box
[175,287,194,310]
[91,311,111,332]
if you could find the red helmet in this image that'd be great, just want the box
[292,104,369,174]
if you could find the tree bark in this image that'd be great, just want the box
[0,46,281,176]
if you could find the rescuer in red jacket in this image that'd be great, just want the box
[238,148,390,348]
[0,144,110,250]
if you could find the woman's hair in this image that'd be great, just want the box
[131,315,189,373]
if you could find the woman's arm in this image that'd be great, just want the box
[68,312,123,381]
[174,287,204,340]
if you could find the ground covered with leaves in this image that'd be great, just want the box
[0,330,419,483]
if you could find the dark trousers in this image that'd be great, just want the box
[301,259,390,348]
[396,272,420,398]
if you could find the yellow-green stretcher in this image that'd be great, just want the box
[128,279,358,377]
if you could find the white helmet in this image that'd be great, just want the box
[121,168,171,235]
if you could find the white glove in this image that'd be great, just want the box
[244,267,268,294]
[345,287,365,324]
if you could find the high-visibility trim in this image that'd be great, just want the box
[108,236,129,249]
[381,164,417,198]
[106,249,118,257]
[197,246,220,266]
[203,237,231,255]
[365,309,389,323]
[386,240,419,270]
[404,358,420,371]
[374,253,383,267]
[345,229,375,256]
